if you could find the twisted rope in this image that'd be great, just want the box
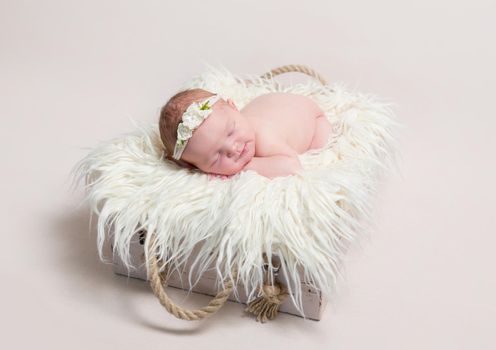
[260,64,327,85]
[147,233,237,321]
[244,270,289,323]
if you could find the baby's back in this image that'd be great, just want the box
[240,92,326,157]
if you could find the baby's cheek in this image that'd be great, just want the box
[219,161,241,175]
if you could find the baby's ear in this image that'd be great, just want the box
[226,98,238,111]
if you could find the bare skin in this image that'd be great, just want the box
[181,92,332,180]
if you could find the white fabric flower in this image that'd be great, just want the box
[177,123,192,141]
[198,108,211,116]
[182,112,204,129]
[182,105,213,129]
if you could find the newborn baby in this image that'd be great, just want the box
[159,89,332,179]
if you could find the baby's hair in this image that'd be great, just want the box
[159,88,215,169]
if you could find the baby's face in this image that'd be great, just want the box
[181,98,256,175]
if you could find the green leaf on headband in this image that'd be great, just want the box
[199,101,210,110]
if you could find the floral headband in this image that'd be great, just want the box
[172,94,222,160]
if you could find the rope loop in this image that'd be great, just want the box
[147,233,237,321]
[260,64,328,85]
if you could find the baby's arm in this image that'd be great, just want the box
[243,155,302,179]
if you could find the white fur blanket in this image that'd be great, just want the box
[72,65,401,317]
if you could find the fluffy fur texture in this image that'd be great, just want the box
[71,65,402,317]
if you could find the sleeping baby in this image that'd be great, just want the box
[158,88,332,180]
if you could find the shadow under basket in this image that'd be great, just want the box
[108,231,327,321]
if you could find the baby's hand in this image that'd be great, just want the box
[208,173,233,181]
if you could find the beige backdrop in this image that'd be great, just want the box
[1,0,494,349]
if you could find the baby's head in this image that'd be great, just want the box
[159,88,255,175]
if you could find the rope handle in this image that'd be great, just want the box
[147,232,289,322]
[259,64,328,85]
[147,233,236,321]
